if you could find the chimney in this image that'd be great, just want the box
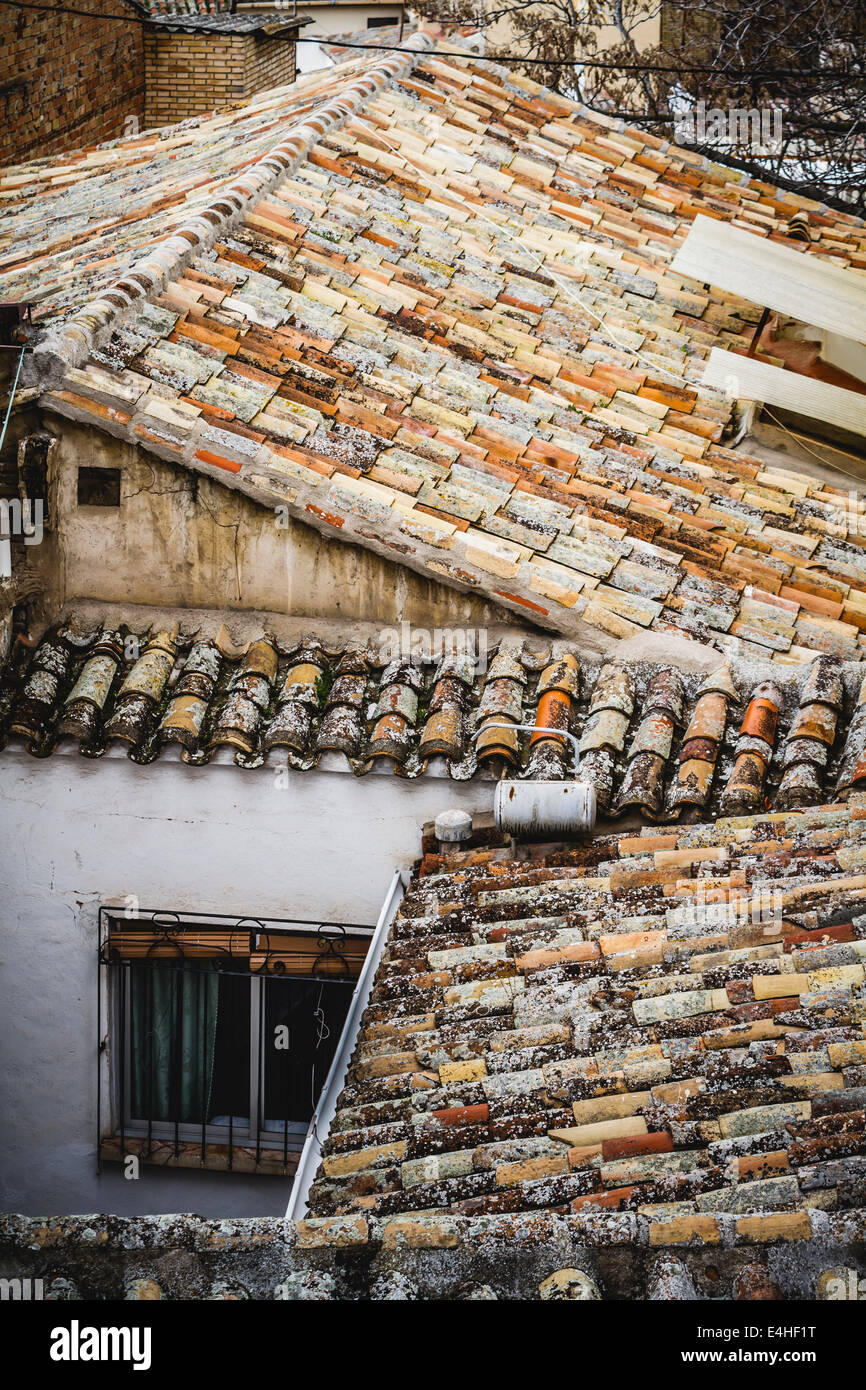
[143,12,310,128]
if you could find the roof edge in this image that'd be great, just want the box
[286,868,405,1221]
[24,30,436,392]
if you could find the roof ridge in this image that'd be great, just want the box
[26,30,435,390]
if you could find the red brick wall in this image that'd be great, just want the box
[0,0,145,165]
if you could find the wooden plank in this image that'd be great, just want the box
[702,347,866,438]
[672,215,866,347]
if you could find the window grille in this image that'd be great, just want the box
[97,908,373,1176]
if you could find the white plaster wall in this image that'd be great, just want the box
[297,5,404,38]
[824,331,866,384]
[289,7,407,74]
[0,750,489,1217]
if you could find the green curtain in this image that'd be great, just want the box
[130,964,220,1124]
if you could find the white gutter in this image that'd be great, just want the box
[285,868,406,1219]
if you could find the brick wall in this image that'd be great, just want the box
[246,31,297,99]
[0,0,145,164]
[143,31,297,126]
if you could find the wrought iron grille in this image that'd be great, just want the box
[97,908,373,1175]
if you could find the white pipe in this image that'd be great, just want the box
[482,721,582,772]
[285,868,406,1220]
[0,500,11,580]
[494,778,596,837]
[483,722,597,836]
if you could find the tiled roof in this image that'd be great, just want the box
[303,800,866,1263]
[145,12,308,34]
[5,616,866,822]
[2,807,864,1295]
[0,41,424,330]
[136,0,231,14]
[24,44,866,665]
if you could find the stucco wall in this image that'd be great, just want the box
[0,748,489,1218]
[297,4,404,38]
[42,421,508,633]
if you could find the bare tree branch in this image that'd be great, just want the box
[417,0,866,213]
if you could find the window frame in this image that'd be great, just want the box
[116,964,317,1154]
[97,908,372,1174]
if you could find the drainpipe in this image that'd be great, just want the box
[0,345,25,456]
[0,344,26,577]
[285,868,405,1220]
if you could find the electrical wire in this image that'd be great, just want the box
[6,0,862,482]
[577,109,864,131]
[312,983,330,1050]
[762,405,866,480]
[0,346,25,455]
[310,983,330,1115]
[0,0,862,79]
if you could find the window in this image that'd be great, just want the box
[98,911,372,1175]
[366,15,395,27]
[77,466,120,507]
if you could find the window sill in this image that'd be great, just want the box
[99,1134,299,1178]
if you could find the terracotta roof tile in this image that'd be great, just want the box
[298,796,866,1244]
[6,617,866,834]
[6,39,866,665]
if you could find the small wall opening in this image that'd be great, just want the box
[77,467,121,508]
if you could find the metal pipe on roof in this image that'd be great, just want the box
[483,722,597,838]
[494,777,596,838]
[483,721,582,770]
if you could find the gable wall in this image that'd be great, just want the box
[37,421,510,634]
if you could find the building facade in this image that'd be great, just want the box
[1,27,865,1297]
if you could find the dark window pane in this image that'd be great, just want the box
[209,972,251,1126]
[77,467,120,507]
[129,963,219,1124]
[263,977,353,1125]
[125,962,355,1137]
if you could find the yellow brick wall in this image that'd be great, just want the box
[246,32,298,96]
[143,32,296,127]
